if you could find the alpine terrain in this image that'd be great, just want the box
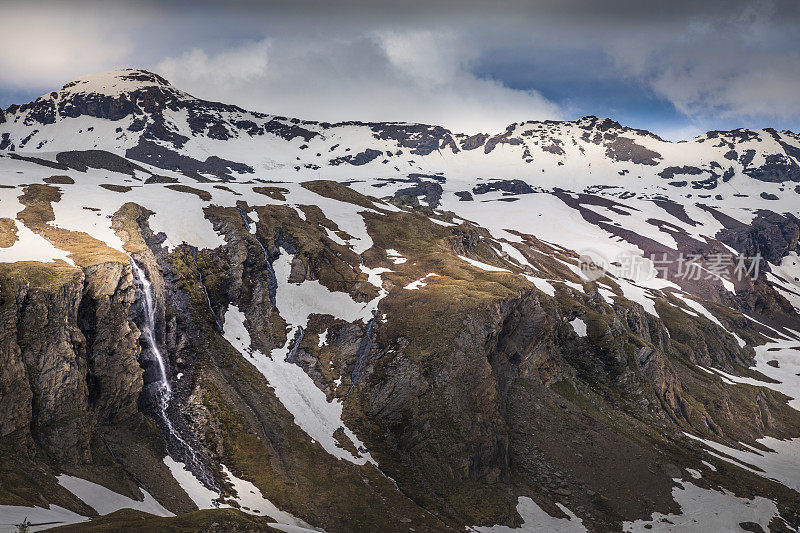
[1,69,800,532]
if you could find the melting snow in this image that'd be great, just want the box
[622,480,778,532]
[672,294,746,348]
[57,475,173,517]
[524,275,556,297]
[404,273,440,290]
[767,252,800,313]
[220,465,315,529]
[0,504,87,532]
[222,306,374,465]
[386,248,407,264]
[470,496,586,532]
[699,336,800,410]
[685,469,702,480]
[164,456,219,510]
[272,249,379,328]
[685,433,800,492]
[458,255,511,272]
[0,219,75,265]
[164,457,316,529]
[613,278,658,317]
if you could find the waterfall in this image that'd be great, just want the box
[130,260,171,401]
[130,258,218,493]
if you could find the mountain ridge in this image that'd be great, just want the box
[0,68,799,532]
[5,68,799,141]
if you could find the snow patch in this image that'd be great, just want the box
[164,456,219,510]
[524,275,556,297]
[221,465,316,529]
[386,248,407,264]
[0,504,87,532]
[685,433,800,492]
[272,249,378,328]
[222,306,374,465]
[569,318,587,337]
[57,475,173,517]
[471,496,586,532]
[404,273,440,290]
[458,255,511,272]
[622,480,777,532]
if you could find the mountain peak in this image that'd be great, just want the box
[57,69,175,98]
[1,69,194,133]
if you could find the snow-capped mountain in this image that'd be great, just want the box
[4,69,799,188]
[1,69,799,532]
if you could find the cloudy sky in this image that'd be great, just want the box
[2,0,799,140]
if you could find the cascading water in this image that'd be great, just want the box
[130,258,219,494]
[131,260,171,403]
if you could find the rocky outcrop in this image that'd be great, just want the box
[394,181,444,208]
[0,260,142,463]
[80,262,142,423]
[472,179,534,196]
[718,211,800,265]
[55,150,149,177]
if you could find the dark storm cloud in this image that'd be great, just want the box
[2,0,798,138]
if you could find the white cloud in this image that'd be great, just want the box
[156,41,270,89]
[377,30,469,85]
[601,2,800,124]
[650,49,800,121]
[0,3,139,91]
[154,32,561,134]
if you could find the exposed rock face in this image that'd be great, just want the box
[55,150,149,176]
[0,265,86,456]
[719,211,800,265]
[331,148,383,166]
[370,123,459,155]
[394,180,444,208]
[0,261,142,462]
[80,262,142,423]
[604,136,663,165]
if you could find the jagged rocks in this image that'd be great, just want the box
[719,211,800,265]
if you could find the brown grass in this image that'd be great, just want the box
[100,184,132,193]
[111,202,151,254]
[0,217,18,248]
[43,175,75,185]
[17,184,128,266]
[165,184,212,201]
[253,186,288,201]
